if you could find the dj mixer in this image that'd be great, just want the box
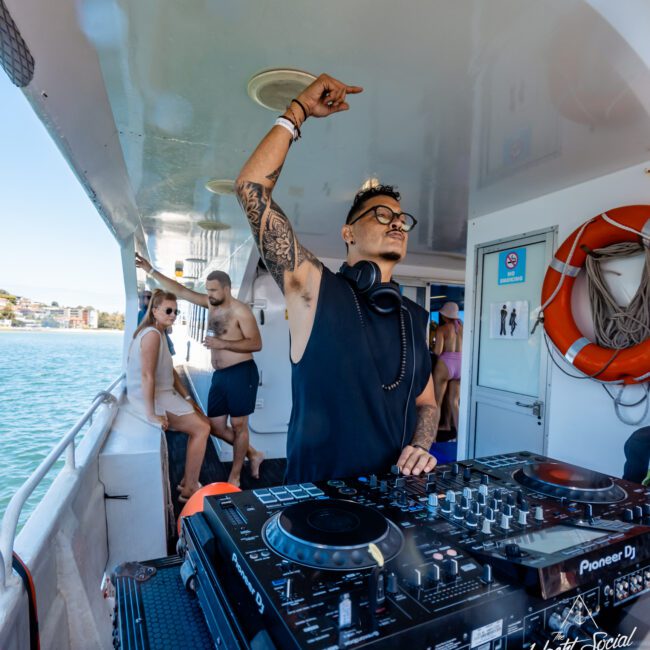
[179,452,650,649]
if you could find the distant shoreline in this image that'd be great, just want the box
[0,327,124,333]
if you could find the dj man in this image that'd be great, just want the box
[235,73,438,483]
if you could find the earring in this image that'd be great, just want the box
[350,240,355,245]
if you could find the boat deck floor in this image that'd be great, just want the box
[165,429,286,545]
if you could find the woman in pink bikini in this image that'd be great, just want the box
[433,302,463,434]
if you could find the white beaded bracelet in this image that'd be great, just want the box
[274,117,297,141]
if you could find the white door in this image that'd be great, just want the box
[469,230,555,457]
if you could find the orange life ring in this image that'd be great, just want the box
[541,205,650,385]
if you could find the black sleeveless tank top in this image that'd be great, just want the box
[286,267,431,483]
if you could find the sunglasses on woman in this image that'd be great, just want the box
[162,308,180,315]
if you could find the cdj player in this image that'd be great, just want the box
[179,452,650,649]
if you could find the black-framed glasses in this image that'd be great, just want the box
[348,205,417,232]
[163,308,180,315]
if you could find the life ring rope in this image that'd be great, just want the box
[540,206,650,386]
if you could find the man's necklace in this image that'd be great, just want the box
[346,285,407,391]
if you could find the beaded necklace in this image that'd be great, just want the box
[346,284,407,391]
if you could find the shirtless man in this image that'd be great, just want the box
[433,302,463,434]
[135,253,264,486]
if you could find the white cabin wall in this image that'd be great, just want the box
[458,161,650,476]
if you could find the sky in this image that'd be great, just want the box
[0,71,125,312]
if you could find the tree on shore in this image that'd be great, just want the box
[98,312,125,330]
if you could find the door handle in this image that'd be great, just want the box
[516,400,543,418]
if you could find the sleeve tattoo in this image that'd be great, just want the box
[411,404,437,449]
[235,170,321,293]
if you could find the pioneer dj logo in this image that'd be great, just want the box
[578,545,635,576]
[231,552,265,614]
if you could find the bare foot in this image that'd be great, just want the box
[227,474,241,488]
[178,482,202,502]
[248,450,265,479]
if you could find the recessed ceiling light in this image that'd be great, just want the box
[205,179,235,195]
[247,69,317,111]
[185,257,207,263]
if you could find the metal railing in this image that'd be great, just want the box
[0,373,125,590]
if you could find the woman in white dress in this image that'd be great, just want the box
[126,289,210,501]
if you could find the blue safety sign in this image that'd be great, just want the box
[498,247,526,285]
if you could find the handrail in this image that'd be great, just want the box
[0,373,125,590]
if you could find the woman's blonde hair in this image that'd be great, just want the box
[133,289,177,339]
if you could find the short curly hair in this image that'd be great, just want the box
[345,184,401,224]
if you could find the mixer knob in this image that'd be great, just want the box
[583,503,593,520]
[481,564,493,584]
[446,490,457,504]
[387,572,399,594]
[634,505,643,520]
[499,513,511,530]
[425,471,437,482]
[480,474,489,486]
[462,487,473,500]
[398,490,408,506]
[463,467,472,482]
[380,480,388,493]
[534,506,544,522]
[506,493,516,506]
[478,484,489,497]
[644,503,650,517]
[413,568,423,587]
[505,543,522,559]
[484,506,495,522]
[395,477,406,489]
[427,493,439,509]
[441,499,452,514]
[465,511,478,528]
[519,499,529,512]
[443,558,459,578]
[430,563,441,583]
[477,492,487,507]
[453,504,464,520]
[391,465,400,475]
[472,501,482,515]
[425,480,437,493]
[489,498,499,511]
[493,489,502,501]
[460,496,470,511]
[452,463,460,476]
[502,504,514,517]
[369,474,378,488]
[517,509,528,526]
[481,518,492,535]
[623,508,634,523]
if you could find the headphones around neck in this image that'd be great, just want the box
[339,261,403,315]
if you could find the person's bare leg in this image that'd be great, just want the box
[432,360,450,431]
[227,415,250,487]
[209,415,264,477]
[448,380,461,434]
[167,411,210,500]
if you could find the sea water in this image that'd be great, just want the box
[0,329,123,528]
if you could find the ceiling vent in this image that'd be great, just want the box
[247,69,316,111]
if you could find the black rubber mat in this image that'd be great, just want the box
[114,556,213,650]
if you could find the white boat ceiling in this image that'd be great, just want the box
[8,0,650,283]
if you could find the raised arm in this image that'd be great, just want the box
[235,74,362,297]
[135,252,209,308]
